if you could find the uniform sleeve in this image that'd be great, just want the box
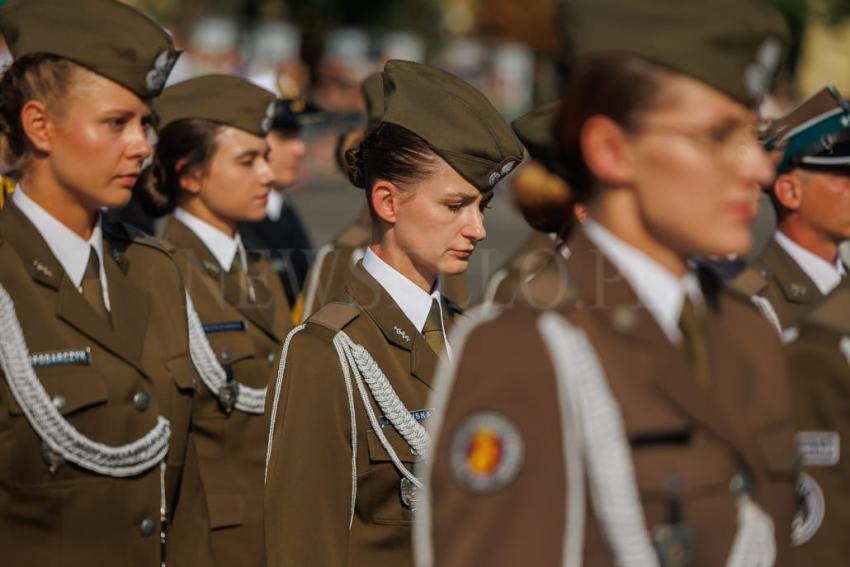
[786,333,850,565]
[423,309,569,567]
[264,327,353,567]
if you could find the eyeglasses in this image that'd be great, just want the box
[636,121,762,164]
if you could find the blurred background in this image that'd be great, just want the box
[2,0,849,298]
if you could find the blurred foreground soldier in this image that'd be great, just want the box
[783,283,850,563]
[138,75,292,567]
[264,60,524,567]
[732,86,850,333]
[417,0,797,565]
[483,102,580,308]
[239,83,321,306]
[299,72,472,321]
[0,0,215,564]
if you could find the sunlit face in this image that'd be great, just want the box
[795,169,850,242]
[195,126,273,223]
[45,68,153,211]
[267,127,306,188]
[625,74,774,257]
[389,158,491,282]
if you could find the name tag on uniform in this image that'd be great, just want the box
[796,431,840,466]
[380,409,432,428]
[29,347,92,368]
[202,321,247,334]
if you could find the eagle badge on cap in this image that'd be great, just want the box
[450,411,524,493]
[488,160,518,188]
[146,49,179,93]
[261,100,276,134]
[745,38,783,99]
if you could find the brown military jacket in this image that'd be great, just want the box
[299,206,471,321]
[423,228,797,566]
[162,216,292,567]
[482,230,554,305]
[265,262,462,567]
[784,285,850,564]
[0,200,214,566]
[731,236,827,331]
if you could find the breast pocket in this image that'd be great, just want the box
[362,427,417,525]
[8,366,108,418]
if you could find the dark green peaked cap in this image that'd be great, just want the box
[381,60,525,192]
[362,72,385,129]
[0,0,180,98]
[559,0,788,105]
[155,75,277,137]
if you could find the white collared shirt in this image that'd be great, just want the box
[362,248,450,355]
[265,189,285,222]
[584,220,704,344]
[174,207,246,271]
[774,231,845,296]
[13,186,111,310]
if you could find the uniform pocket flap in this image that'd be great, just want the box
[9,367,108,417]
[757,421,798,475]
[206,492,245,530]
[367,428,417,464]
[164,354,198,392]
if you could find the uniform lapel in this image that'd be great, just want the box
[102,238,150,364]
[164,216,278,339]
[346,262,439,389]
[565,227,761,472]
[763,238,823,306]
[1,202,148,374]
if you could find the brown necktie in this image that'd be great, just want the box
[423,298,446,357]
[678,296,709,387]
[82,246,110,322]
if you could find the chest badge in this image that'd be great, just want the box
[450,412,524,493]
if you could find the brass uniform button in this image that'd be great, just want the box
[133,392,150,412]
[51,395,66,411]
[139,518,156,537]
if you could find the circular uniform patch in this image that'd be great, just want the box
[792,472,825,546]
[450,412,524,493]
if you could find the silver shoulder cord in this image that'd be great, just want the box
[0,283,171,564]
[184,292,266,414]
[538,312,776,567]
[265,324,428,530]
[750,295,783,337]
[0,283,170,477]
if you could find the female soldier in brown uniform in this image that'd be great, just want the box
[419,0,798,565]
[0,0,213,564]
[137,75,292,567]
[264,60,524,567]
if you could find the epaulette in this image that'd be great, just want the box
[806,286,850,335]
[105,221,176,254]
[309,301,360,332]
[729,266,768,297]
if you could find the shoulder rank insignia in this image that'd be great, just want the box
[450,411,524,493]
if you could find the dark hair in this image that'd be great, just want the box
[137,119,220,217]
[343,123,437,219]
[0,54,81,172]
[554,55,670,202]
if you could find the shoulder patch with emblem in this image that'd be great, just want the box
[450,411,524,493]
[310,301,360,332]
[793,472,825,546]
